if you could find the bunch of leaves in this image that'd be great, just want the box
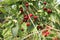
[0,0,60,40]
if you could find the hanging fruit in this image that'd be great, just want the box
[25,2,29,8]
[42,30,50,37]
[29,13,33,17]
[26,22,30,27]
[34,16,38,19]
[43,7,47,11]
[23,15,29,22]
[20,7,23,13]
[43,2,47,5]
[37,25,43,30]
[24,15,29,20]
[47,9,52,14]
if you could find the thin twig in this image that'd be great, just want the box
[27,11,36,27]
[21,31,38,40]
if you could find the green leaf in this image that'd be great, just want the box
[11,23,19,37]
[0,0,19,5]
[0,7,7,14]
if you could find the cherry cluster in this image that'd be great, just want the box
[19,2,59,40]
[43,2,52,14]
[20,2,39,27]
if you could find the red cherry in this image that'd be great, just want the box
[46,32,50,34]
[23,15,29,22]
[37,25,43,30]
[25,2,29,8]
[45,31,50,37]
[47,9,52,14]
[43,7,47,11]
[24,15,29,20]
[26,22,30,26]
[29,13,33,17]
[20,7,23,13]
[43,2,47,5]
[34,16,38,19]
[42,30,50,37]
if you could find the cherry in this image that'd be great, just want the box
[26,22,30,26]
[43,2,47,5]
[23,14,29,22]
[34,16,38,19]
[20,7,23,13]
[47,9,52,14]
[29,13,33,17]
[43,7,47,11]
[37,25,43,30]
[24,15,29,20]
[44,31,50,37]
[42,30,50,37]
[25,2,29,8]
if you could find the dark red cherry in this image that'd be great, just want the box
[43,2,47,5]
[47,9,52,14]
[20,7,23,13]
[26,22,30,26]
[25,2,29,8]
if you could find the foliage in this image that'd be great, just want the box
[0,0,60,40]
